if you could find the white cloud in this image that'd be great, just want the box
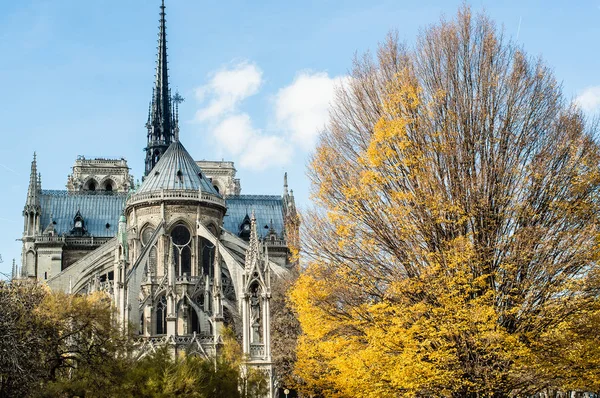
[575,86,600,114]
[195,61,263,121]
[212,114,253,155]
[211,113,293,171]
[239,134,293,171]
[193,62,345,170]
[275,71,345,150]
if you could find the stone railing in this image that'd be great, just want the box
[36,235,66,243]
[264,238,287,248]
[128,189,225,207]
[135,334,214,349]
[250,343,265,358]
[35,235,113,246]
[175,274,202,284]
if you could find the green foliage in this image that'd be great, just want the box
[0,281,268,398]
[0,281,49,398]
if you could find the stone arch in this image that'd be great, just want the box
[170,223,193,277]
[139,222,156,243]
[205,222,219,238]
[82,176,98,192]
[140,223,158,277]
[177,293,211,336]
[155,295,167,335]
[212,180,223,194]
[165,218,196,238]
[99,176,116,192]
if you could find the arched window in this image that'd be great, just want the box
[190,298,202,335]
[190,308,200,334]
[104,180,114,192]
[156,296,167,335]
[141,227,157,276]
[199,237,214,277]
[171,224,191,277]
[85,179,97,191]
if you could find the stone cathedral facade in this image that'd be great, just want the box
[19,2,298,396]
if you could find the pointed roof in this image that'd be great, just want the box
[137,141,220,195]
[149,0,172,138]
[25,152,40,210]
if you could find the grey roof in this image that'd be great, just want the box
[39,190,127,237]
[224,195,284,238]
[138,141,220,196]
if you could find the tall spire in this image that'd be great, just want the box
[26,153,40,208]
[145,0,175,176]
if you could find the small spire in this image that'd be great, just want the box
[283,172,288,197]
[245,210,259,272]
[26,152,40,208]
[11,259,16,280]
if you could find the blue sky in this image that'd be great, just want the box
[0,0,599,277]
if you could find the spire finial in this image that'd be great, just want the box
[283,172,288,196]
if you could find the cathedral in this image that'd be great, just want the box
[19,1,298,396]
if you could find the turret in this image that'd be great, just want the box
[23,153,41,238]
[282,173,299,258]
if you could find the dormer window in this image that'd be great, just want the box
[71,210,87,236]
[238,214,252,241]
[177,169,183,183]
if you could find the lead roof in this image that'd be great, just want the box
[137,141,220,196]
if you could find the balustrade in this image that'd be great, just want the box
[128,189,226,207]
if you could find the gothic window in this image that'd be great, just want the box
[199,237,214,277]
[156,296,167,335]
[190,307,200,334]
[171,224,192,277]
[141,227,158,276]
[104,180,114,192]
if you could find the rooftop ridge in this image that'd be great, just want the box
[41,189,128,197]
[226,195,283,200]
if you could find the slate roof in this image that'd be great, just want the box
[224,195,285,238]
[39,190,127,237]
[138,141,220,196]
[38,191,285,239]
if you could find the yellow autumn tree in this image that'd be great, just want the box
[292,7,600,398]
